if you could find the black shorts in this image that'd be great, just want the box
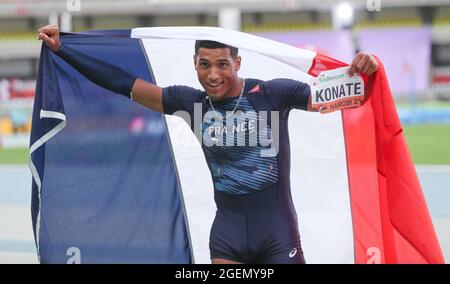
[209,184,306,264]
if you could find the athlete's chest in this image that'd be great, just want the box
[201,96,270,147]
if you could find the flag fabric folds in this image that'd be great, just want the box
[30,27,444,264]
[30,30,192,263]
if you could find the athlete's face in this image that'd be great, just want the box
[194,47,241,101]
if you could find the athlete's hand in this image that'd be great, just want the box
[37,25,61,52]
[349,52,378,77]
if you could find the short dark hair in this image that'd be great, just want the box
[194,40,238,59]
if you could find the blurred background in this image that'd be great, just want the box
[0,0,449,263]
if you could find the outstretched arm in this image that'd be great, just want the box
[307,95,318,112]
[38,25,163,113]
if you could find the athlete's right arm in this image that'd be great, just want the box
[129,79,163,112]
[38,25,163,113]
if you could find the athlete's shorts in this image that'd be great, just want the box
[210,184,306,264]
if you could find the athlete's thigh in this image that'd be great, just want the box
[249,206,305,264]
[209,209,250,263]
[259,243,306,264]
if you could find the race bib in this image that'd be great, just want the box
[310,66,365,114]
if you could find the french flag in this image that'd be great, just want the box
[30,27,444,264]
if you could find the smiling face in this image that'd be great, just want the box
[194,47,242,101]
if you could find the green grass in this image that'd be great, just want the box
[0,147,29,164]
[403,124,450,164]
[0,124,449,165]
[397,101,450,109]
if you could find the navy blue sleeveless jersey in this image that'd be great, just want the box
[162,78,310,263]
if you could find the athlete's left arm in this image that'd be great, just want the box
[306,52,379,112]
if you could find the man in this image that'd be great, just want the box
[38,25,378,264]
